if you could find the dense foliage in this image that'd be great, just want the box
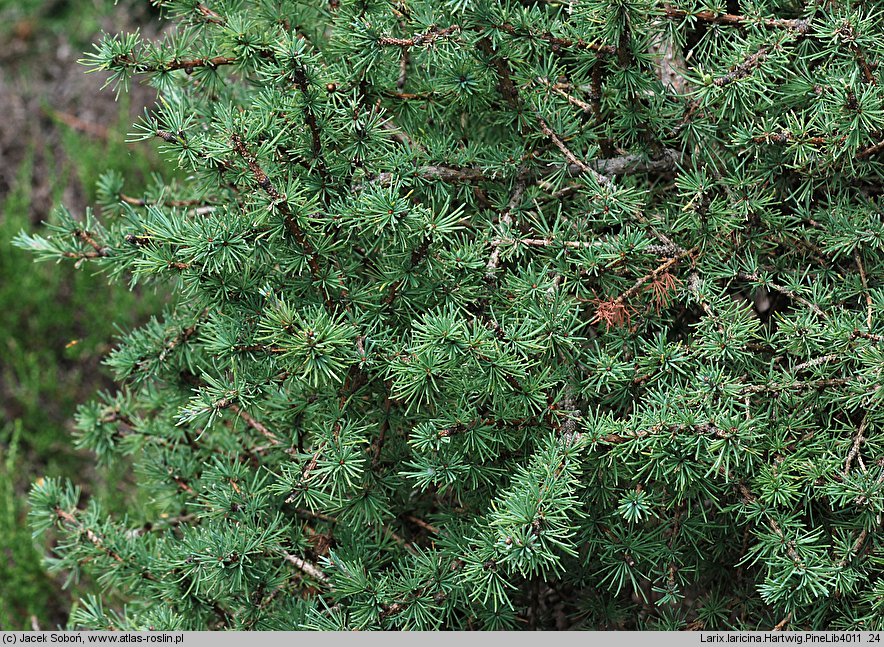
[15,0,884,630]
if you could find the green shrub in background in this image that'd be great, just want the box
[0,1,164,629]
[15,0,884,630]
[0,140,163,629]
[0,131,164,629]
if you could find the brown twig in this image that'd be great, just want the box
[792,354,838,372]
[282,552,329,584]
[397,49,410,90]
[62,250,106,261]
[55,507,158,581]
[750,131,834,147]
[534,78,593,113]
[590,62,606,147]
[835,22,877,85]
[405,515,440,535]
[367,150,681,189]
[586,149,682,177]
[772,611,793,631]
[490,22,616,56]
[663,6,810,33]
[384,236,433,305]
[368,165,485,186]
[536,115,611,186]
[133,55,237,74]
[156,316,204,365]
[714,47,769,86]
[537,120,682,181]
[171,475,196,495]
[231,134,332,306]
[853,330,883,343]
[285,444,327,504]
[476,37,520,107]
[377,25,460,48]
[195,3,225,24]
[740,377,852,394]
[838,528,870,570]
[288,66,324,165]
[857,138,884,159]
[590,249,694,328]
[844,414,869,475]
[295,508,338,524]
[491,237,606,250]
[486,171,530,275]
[382,90,434,101]
[616,249,694,305]
[855,250,873,329]
[73,229,109,256]
[55,507,124,563]
[737,484,803,564]
[372,397,393,467]
[229,404,283,446]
